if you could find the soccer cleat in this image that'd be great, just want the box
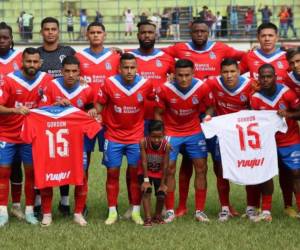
[74,214,87,226]
[10,206,25,220]
[25,213,39,225]
[218,210,232,222]
[229,205,240,217]
[175,207,188,217]
[105,211,118,225]
[284,206,298,218]
[253,211,272,222]
[131,211,143,225]
[143,218,152,228]
[164,210,175,223]
[123,206,133,220]
[41,214,52,227]
[33,205,42,220]
[243,208,257,221]
[0,215,9,227]
[195,211,210,222]
[152,215,166,224]
[58,202,71,217]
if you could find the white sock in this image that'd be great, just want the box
[166,209,174,214]
[0,206,8,216]
[262,210,271,214]
[109,206,117,213]
[25,206,33,214]
[61,196,69,206]
[246,206,255,211]
[35,195,41,206]
[12,203,21,208]
[132,205,140,213]
[43,213,52,218]
[221,206,229,212]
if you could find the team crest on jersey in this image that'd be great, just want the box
[13,62,19,70]
[279,103,286,110]
[105,62,112,70]
[277,61,284,69]
[209,52,216,59]
[192,96,199,104]
[240,94,247,102]
[83,63,90,68]
[77,98,84,108]
[59,55,66,63]
[16,89,23,95]
[156,59,162,67]
[137,93,143,102]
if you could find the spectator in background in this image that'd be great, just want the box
[124,9,135,37]
[206,10,216,39]
[171,7,180,41]
[287,7,297,38]
[66,10,74,41]
[139,12,148,22]
[278,6,289,38]
[79,9,88,40]
[244,7,254,37]
[215,11,222,38]
[198,6,208,23]
[16,11,24,40]
[258,5,272,23]
[95,11,103,24]
[160,10,170,38]
[229,6,238,38]
[22,12,33,41]
[149,13,161,39]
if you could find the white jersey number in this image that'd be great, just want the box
[45,129,69,158]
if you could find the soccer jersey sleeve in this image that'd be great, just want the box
[222,43,245,60]
[96,81,109,105]
[284,89,300,109]
[161,44,178,58]
[201,117,220,139]
[0,79,11,105]
[239,54,250,74]
[20,114,36,144]
[199,82,214,108]
[155,85,167,110]
[81,115,102,139]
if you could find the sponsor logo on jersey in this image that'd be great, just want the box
[105,62,112,70]
[277,61,284,69]
[114,105,122,113]
[46,171,71,182]
[237,157,265,168]
[137,93,143,102]
[15,101,23,108]
[218,91,224,97]
[279,103,286,110]
[77,98,84,108]
[240,94,247,102]
[156,59,162,67]
[209,51,216,59]
[192,96,199,104]
[59,55,67,63]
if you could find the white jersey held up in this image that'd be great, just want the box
[202,110,287,185]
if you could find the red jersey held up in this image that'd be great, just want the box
[21,106,101,189]
[250,84,300,147]
[156,78,213,137]
[97,74,154,144]
[0,70,52,143]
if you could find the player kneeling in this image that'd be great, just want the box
[138,120,170,227]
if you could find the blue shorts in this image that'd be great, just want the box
[278,144,300,170]
[0,142,32,165]
[167,132,207,161]
[103,139,140,168]
[84,128,106,152]
[206,136,221,162]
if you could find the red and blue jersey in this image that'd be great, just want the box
[128,48,175,119]
[250,84,300,147]
[284,71,300,98]
[206,75,254,115]
[0,70,52,143]
[156,78,213,136]
[162,41,245,79]
[240,48,288,84]
[96,74,154,144]
[0,49,22,86]
[44,77,94,110]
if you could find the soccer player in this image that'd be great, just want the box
[285,47,300,97]
[124,20,174,218]
[162,20,245,216]
[40,55,96,226]
[205,58,255,221]
[0,22,24,219]
[250,64,300,221]
[138,120,170,227]
[95,53,154,225]
[155,59,214,223]
[240,22,293,216]
[36,17,76,216]
[0,47,52,226]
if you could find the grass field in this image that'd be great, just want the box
[1,153,300,250]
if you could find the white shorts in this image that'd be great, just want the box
[125,22,134,32]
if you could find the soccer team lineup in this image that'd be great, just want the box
[1,16,300,229]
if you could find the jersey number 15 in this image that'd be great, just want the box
[46,129,70,158]
[236,123,261,151]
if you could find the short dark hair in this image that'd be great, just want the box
[286,47,300,62]
[191,19,209,27]
[137,20,156,29]
[87,21,106,32]
[41,17,59,29]
[148,120,164,134]
[175,59,194,69]
[120,52,136,62]
[257,22,278,35]
[258,63,275,75]
[22,47,40,58]
[0,22,14,49]
[221,58,239,68]
[62,55,80,67]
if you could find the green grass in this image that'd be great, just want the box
[2,153,300,250]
